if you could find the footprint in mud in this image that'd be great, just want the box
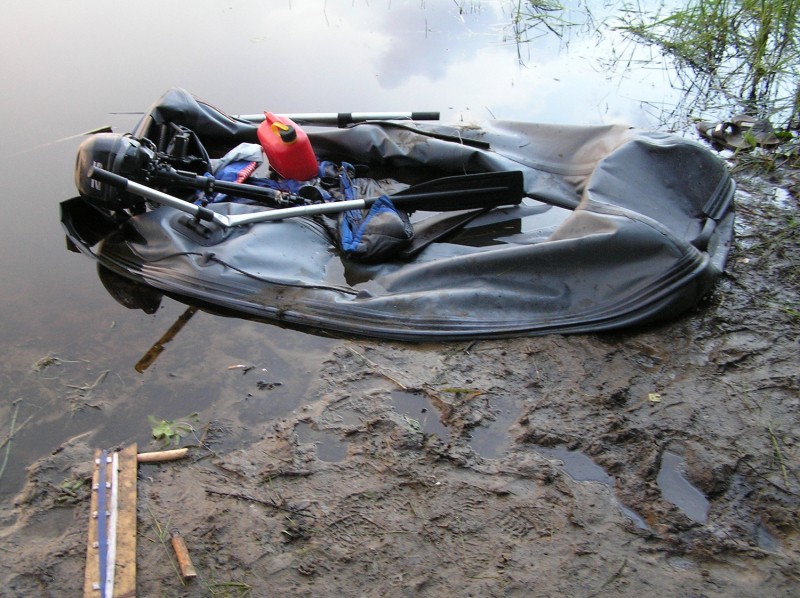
[389,390,449,440]
[657,451,710,524]
[294,421,347,462]
[467,400,520,458]
[536,446,650,530]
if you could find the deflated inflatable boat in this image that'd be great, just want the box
[62,88,735,340]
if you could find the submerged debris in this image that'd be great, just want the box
[65,370,109,413]
[32,353,82,372]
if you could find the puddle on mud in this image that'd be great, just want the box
[389,390,450,441]
[294,421,347,463]
[536,447,650,531]
[467,401,519,459]
[657,451,710,524]
[755,522,781,551]
[536,447,615,485]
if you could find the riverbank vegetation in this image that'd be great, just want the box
[499,0,799,133]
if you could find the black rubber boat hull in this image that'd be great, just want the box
[62,89,735,340]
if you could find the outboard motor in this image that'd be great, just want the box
[75,133,154,209]
[75,124,211,213]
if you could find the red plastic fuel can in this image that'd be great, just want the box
[257,112,318,180]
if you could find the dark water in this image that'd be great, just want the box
[0,1,678,498]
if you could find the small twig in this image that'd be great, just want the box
[205,487,316,518]
[206,487,280,507]
[739,458,799,497]
[586,558,627,598]
[208,580,252,596]
[32,353,83,371]
[146,505,185,586]
[0,400,21,481]
[0,413,36,452]
[65,370,109,393]
[65,370,110,414]
[346,346,408,390]
[768,424,790,488]
[190,425,217,458]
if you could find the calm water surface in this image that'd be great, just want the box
[0,1,680,498]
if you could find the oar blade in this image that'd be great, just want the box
[389,171,524,212]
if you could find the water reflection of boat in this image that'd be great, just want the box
[62,88,735,340]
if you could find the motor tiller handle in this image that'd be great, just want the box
[88,167,218,223]
[87,166,129,190]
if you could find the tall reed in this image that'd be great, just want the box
[616,0,800,127]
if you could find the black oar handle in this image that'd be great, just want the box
[235,111,441,127]
[88,166,129,189]
[409,112,440,121]
[377,186,515,211]
[335,111,440,127]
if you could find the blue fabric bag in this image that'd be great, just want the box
[338,195,414,262]
[327,161,413,262]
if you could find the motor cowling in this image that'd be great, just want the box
[75,133,154,208]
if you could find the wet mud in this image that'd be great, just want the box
[1,167,798,596]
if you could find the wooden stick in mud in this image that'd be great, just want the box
[136,448,189,463]
[170,531,198,579]
[134,306,198,373]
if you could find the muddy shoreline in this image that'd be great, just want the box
[1,165,798,597]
